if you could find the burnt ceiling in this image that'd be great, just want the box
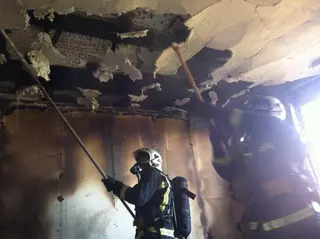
[0,0,320,116]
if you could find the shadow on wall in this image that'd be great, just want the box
[0,112,85,238]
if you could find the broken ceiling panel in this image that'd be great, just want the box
[6,27,65,66]
[154,0,320,88]
[96,50,142,82]
[124,8,191,49]
[30,32,66,65]
[18,31,66,81]
[87,49,143,83]
[1,0,224,29]
[155,0,256,75]
[176,47,232,84]
[54,32,112,67]
[0,0,28,29]
[137,47,161,74]
[115,45,162,74]
[1,0,320,114]
[6,27,40,58]
[115,45,142,69]
[211,8,320,85]
[128,82,161,106]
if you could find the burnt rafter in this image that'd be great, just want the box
[27,10,190,49]
[0,60,193,110]
[0,44,233,112]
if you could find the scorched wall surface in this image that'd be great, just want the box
[0,111,240,239]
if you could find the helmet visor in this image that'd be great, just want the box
[133,149,150,163]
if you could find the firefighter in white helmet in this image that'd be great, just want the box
[102,148,175,239]
[194,95,320,238]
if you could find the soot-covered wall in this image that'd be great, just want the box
[0,111,240,239]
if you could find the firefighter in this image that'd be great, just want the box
[194,95,320,238]
[102,148,175,239]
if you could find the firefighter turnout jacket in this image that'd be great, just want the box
[193,102,320,235]
[111,167,174,239]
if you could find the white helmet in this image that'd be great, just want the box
[132,148,163,171]
[245,95,286,120]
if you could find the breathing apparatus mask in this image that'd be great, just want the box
[130,148,163,177]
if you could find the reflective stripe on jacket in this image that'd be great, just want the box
[135,227,175,239]
[114,167,173,233]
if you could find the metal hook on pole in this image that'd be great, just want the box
[1,29,135,219]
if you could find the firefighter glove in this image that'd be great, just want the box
[102,177,117,192]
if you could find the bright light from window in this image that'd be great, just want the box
[301,97,320,178]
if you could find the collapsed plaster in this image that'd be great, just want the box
[1,0,320,114]
[2,0,320,89]
[130,103,141,108]
[16,85,43,98]
[27,50,51,81]
[116,45,161,74]
[93,50,142,82]
[77,88,102,100]
[76,88,102,110]
[27,32,66,81]
[128,94,148,103]
[175,97,190,106]
[33,7,56,21]
[32,5,75,21]
[5,28,67,81]
[128,83,162,105]
[141,83,162,93]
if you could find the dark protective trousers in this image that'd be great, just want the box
[138,233,174,239]
[241,194,320,239]
[135,228,174,239]
[243,214,320,239]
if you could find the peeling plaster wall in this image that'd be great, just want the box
[0,111,240,239]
